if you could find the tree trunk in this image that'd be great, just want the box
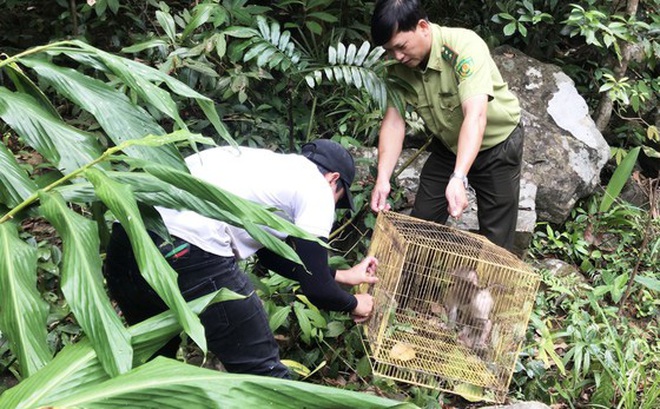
[593,0,640,133]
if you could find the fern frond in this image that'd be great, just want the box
[304,41,388,110]
[244,16,303,71]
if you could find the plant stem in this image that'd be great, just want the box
[0,146,120,224]
[0,41,73,69]
[305,95,318,143]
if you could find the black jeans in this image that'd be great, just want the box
[104,224,289,378]
[412,124,524,250]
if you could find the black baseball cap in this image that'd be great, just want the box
[301,139,356,211]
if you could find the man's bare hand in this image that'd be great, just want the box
[352,293,374,323]
[446,178,468,219]
[370,179,392,213]
[335,256,379,286]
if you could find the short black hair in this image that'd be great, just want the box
[371,0,428,46]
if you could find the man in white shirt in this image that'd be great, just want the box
[104,139,378,378]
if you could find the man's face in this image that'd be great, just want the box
[382,20,432,68]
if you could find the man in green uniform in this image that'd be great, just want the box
[369,0,524,250]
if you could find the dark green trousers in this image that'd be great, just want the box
[411,124,524,251]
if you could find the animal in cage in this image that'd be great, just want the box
[363,211,540,403]
[444,266,494,352]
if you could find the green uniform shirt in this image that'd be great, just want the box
[390,24,521,153]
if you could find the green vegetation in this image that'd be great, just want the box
[0,0,658,407]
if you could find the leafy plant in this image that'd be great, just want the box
[0,39,403,407]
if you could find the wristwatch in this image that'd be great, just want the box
[450,171,469,189]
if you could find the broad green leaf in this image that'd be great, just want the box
[634,275,660,292]
[363,46,385,68]
[85,168,207,354]
[293,302,312,343]
[308,11,338,23]
[336,42,346,64]
[351,66,363,88]
[600,146,640,212]
[0,143,38,208]
[354,41,371,66]
[0,87,105,176]
[0,289,244,409]
[268,306,291,331]
[182,3,216,39]
[0,222,51,378]
[68,41,232,145]
[244,42,270,63]
[39,191,132,378]
[121,39,169,53]
[156,10,177,43]
[2,62,60,118]
[96,50,187,130]
[306,20,322,36]
[328,45,337,65]
[278,31,291,50]
[345,43,357,65]
[269,21,281,46]
[20,57,186,171]
[46,357,416,409]
[256,15,270,39]
[223,26,258,38]
[257,47,278,68]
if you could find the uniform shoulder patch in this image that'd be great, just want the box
[455,56,474,79]
[441,45,457,67]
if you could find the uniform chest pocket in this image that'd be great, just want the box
[439,92,461,112]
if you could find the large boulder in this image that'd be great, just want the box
[493,45,610,223]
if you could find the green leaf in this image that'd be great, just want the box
[268,305,291,331]
[306,20,322,35]
[293,302,312,343]
[328,45,337,65]
[39,191,132,378]
[20,57,186,171]
[600,146,640,212]
[156,11,177,43]
[45,357,415,408]
[345,43,357,65]
[121,39,169,53]
[0,143,38,208]
[504,22,517,36]
[181,3,216,39]
[244,42,270,63]
[354,41,371,66]
[308,11,338,23]
[634,275,660,292]
[70,40,233,147]
[3,62,61,118]
[85,168,207,354]
[336,42,346,64]
[0,87,105,176]
[257,16,270,39]
[257,47,278,67]
[0,222,51,378]
[0,289,244,409]
[269,21,281,46]
[223,26,258,39]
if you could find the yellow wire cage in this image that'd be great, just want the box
[363,212,540,403]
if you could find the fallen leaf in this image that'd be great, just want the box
[389,342,417,361]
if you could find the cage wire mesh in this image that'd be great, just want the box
[362,212,540,403]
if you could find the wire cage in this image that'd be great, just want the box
[363,211,540,403]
